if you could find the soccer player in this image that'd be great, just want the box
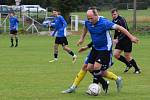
[76,7,138,94]
[9,12,19,47]
[61,41,122,94]
[111,8,141,74]
[48,8,77,63]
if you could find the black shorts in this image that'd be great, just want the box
[88,47,111,71]
[115,39,132,52]
[10,30,18,35]
[55,37,68,46]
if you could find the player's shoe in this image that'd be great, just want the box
[116,76,123,92]
[102,80,109,94]
[72,55,77,64]
[134,69,141,74]
[49,58,58,63]
[124,65,132,73]
[61,86,76,94]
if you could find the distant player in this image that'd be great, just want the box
[9,12,19,47]
[111,8,141,74]
[49,8,77,63]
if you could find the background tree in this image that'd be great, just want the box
[51,0,81,22]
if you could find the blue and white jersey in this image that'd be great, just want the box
[9,16,19,31]
[85,16,115,51]
[50,15,67,37]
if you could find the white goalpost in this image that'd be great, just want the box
[71,15,78,31]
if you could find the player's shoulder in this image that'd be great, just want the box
[118,15,126,21]
[58,15,64,19]
[99,16,112,24]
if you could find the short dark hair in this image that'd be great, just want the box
[88,6,98,16]
[52,8,59,12]
[111,8,118,13]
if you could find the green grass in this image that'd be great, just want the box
[0,34,150,100]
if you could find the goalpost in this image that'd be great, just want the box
[71,15,78,31]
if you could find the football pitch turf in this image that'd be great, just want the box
[0,34,150,100]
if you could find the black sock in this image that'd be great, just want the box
[15,38,18,46]
[68,51,75,56]
[54,53,58,59]
[11,38,14,46]
[93,70,106,87]
[118,55,132,67]
[129,59,140,70]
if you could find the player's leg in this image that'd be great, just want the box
[114,49,132,72]
[124,52,141,74]
[61,53,92,93]
[14,32,18,47]
[92,62,109,94]
[123,41,141,73]
[61,64,88,93]
[49,43,59,62]
[49,37,60,62]
[92,50,110,94]
[101,70,122,92]
[62,37,77,63]
[9,31,14,47]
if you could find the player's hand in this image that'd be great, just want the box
[78,46,88,53]
[131,36,139,44]
[113,39,118,45]
[77,39,84,46]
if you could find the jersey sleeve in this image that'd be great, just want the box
[104,19,115,30]
[84,20,88,28]
[59,16,67,28]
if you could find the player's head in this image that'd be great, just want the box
[9,12,15,17]
[111,8,119,19]
[87,6,99,24]
[52,8,60,17]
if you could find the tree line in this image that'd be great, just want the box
[1,0,149,21]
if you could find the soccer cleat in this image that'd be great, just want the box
[61,86,76,94]
[116,76,123,92]
[134,70,141,74]
[49,58,58,63]
[124,66,132,73]
[72,55,77,64]
[102,80,109,94]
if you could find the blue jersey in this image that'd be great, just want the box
[9,16,19,31]
[50,15,67,37]
[85,17,115,51]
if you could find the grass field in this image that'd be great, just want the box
[0,34,150,100]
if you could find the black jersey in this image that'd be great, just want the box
[112,15,130,41]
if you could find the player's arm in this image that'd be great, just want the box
[78,42,93,53]
[113,24,139,43]
[77,26,88,46]
[60,16,67,28]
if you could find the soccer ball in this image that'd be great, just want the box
[87,83,101,96]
